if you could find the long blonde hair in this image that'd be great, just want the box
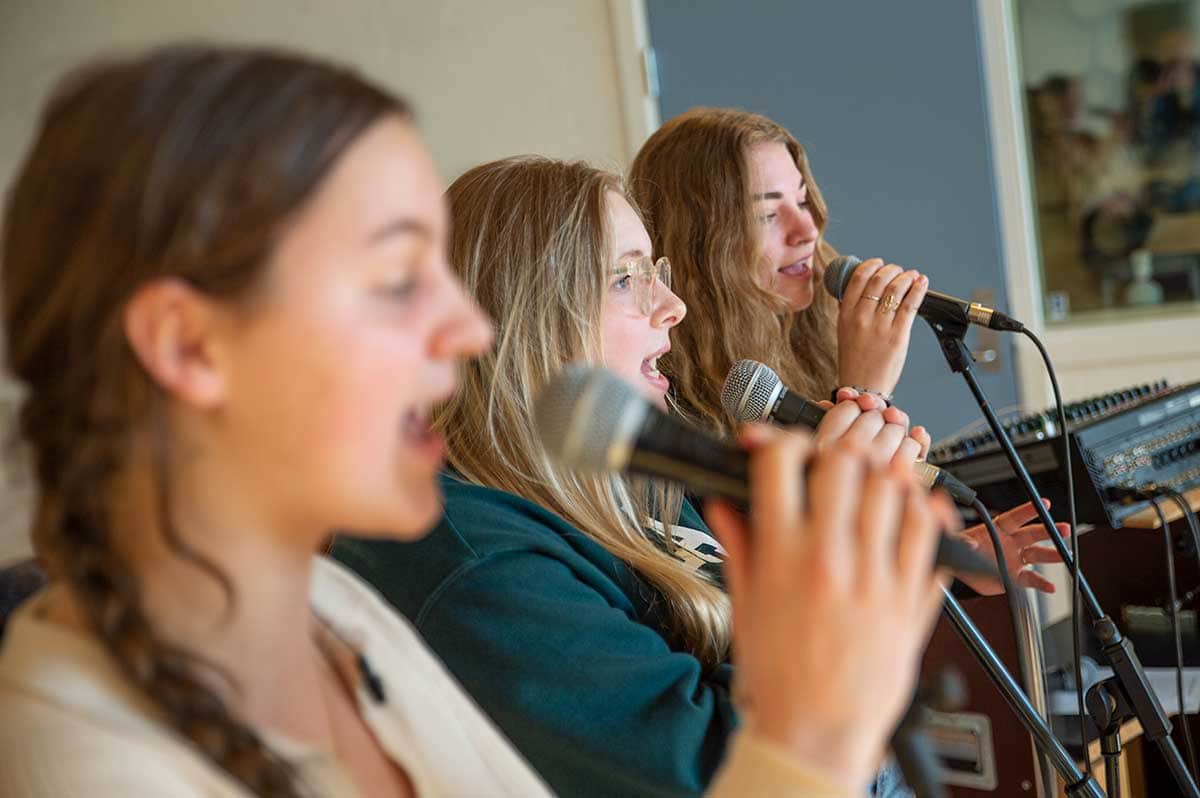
[629,108,840,438]
[437,156,731,668]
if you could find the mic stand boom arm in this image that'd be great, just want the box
[927,318,1200,797]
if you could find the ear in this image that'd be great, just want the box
[123,278,229,409]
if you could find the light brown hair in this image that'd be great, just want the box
[437,156,731,668]
[2,45,405,796]
[629,107,840,437]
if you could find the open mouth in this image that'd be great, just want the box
[402,408,433,441]
[778,257,812,278]
[641,350,670,392]
[401,405,446,462]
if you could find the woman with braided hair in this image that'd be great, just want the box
[0,44,524,797]
[0,44,950,798]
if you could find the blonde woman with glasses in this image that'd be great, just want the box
[330,155,944,798]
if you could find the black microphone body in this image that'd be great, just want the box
[536,366,996,578]
[721,360,978,506]
[825,255,1025,333]
[766,387,827,429]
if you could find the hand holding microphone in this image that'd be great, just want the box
[824,255,1024,333]
[721,359,976,506]
[830,257,928,396]
[815,387,930,467]
[821,254,1025,399]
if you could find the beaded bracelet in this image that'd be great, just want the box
[830,385,894,406]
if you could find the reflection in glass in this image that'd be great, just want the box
[1017,0,1200,321]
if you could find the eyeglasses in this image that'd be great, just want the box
[610,255,671,316]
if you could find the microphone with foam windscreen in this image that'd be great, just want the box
[721,359,977,506]
[535,364,996,578]
[824,255,1025,333]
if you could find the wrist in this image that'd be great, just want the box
[746,716,879,789]
[831,384,894,406]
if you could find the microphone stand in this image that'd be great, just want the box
[927,318,1200,797]
[941,589,1104,796]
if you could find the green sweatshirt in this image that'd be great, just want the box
[330,473,736,798]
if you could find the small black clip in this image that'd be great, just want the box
[357,654,386,704]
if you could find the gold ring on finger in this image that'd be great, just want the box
[863,293,882,302]
[879,294,901,313]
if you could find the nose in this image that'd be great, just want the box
[784,204,818,248]
[433,274,494,359]
[650,282,687,329]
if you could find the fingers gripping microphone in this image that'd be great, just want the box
[535,365,995,578]
[824,255,1025,333]
[721,359,978,507]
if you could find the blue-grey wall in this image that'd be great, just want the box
[646,0,1019,439]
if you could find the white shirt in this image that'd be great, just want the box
[0,557,553,797]
[0,556,854,797]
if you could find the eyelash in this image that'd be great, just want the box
[612,274,633,291]
[759,200,810,225]
[381,274,419,299]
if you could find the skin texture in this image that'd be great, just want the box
[599,192,686,410]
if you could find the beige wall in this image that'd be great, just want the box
[0,0,632,564]
[0,0,631,187]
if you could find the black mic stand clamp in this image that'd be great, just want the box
[926,318,1200,797]
[1087,677,1134,798]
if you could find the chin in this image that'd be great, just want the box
[358,483,445,541]
[784,289,814,313]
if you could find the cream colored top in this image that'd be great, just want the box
[0,557,855,797]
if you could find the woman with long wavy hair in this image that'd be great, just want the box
[629,107,929,438]
[0,45,955,798]
[330,155,955,798]
[627,106,1068,601]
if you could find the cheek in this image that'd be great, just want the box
[756,231,782,279]
[249,301,415,447]
[314,330,423,438]
[599,311,649,381]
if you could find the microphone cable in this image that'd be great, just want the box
[1163,487,1200,781]
[1148,495,1199,781]
[972,497,1032,694]
[1021,327,1087,776]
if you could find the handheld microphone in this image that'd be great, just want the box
[824,255,1024,333]
[721,359,978,506]
[535,365,996,578]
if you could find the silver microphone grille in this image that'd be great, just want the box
[721,359,783,423]
[823,254,862,300]
[534,365,648,473]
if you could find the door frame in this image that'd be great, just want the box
[607,0,658,165]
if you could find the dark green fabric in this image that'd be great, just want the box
[330,473,736,798]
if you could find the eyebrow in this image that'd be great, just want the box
[616,248,646,261]
[367,218,433,245]
[751,179,807,202]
